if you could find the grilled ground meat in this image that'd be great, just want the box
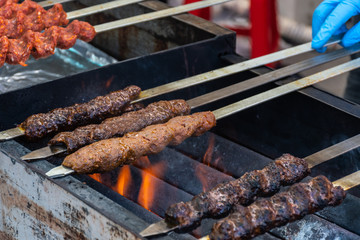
[210,175,346,240]
[49,100,191,153]
[62,111,216,173]
[0,3,68,39]
[0,20,96,66]
[19,85,141,140]
[165,154,310,229]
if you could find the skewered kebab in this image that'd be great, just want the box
[20,44,360,160]
[0,34,354,140]
[16,85,141,140]
[21,100,192,160]
[61,111,215,173]
[207,175,347,240]
[46,53,360,178]
[0,0,149,39]
[0,3,68,39]
[165,154,310,229]
[0,19,96,66]
[140,133,360,237]
[50,100,190,152]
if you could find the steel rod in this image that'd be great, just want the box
[333,170,360,191]
[38,0,74,8]
[21,45,359,161]
[132,37,340,103]
[67,0,144,20]
[187,43,360,109]
[305,134,360,168]
[212,57,360,120]
[94,0,245,33]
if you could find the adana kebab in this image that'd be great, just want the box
[22,100,191,160]
[8,85,141,140]
[46,57,360,178]
[140,133,360,237]
[204,173,355,240]
[0,37,355,140]
[21,44,360,160]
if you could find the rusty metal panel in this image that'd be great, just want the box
[0,143,145,240]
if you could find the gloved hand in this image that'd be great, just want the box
[312,0,360,52]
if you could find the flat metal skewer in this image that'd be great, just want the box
[139,132,360,237]
[212,57,360,120]
[133,37,340,103]
[198,170,360,240]
[1,38,341,142]
[21,44,360,161]
[66,0,144,20]
[46,58,360,180]
[94,0,232,33]
[38,0,74,8]
[0,127,24,141]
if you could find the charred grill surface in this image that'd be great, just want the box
[0,3,68,39]
[19,85,141,140]
[62,111,216,173]
[49,100,191,153]
[210,175,346,240]
[165,154,310,229]
[1,19,96,66]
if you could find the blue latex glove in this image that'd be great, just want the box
[312,0,360,52]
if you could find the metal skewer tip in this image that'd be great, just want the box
[21,145,67,161]
[139,220,177,237]
[46,165,74,178]
[0,127,25,141]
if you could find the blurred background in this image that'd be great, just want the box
[167,0,352,102]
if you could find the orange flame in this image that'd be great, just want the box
[89,173,101,182]
[137,156,166,211]
[196,164,211,192]
[89,156,168,212]
[137,171,153,210]
[113,165,132,196]
[202,134,216,166]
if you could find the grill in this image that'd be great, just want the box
[1,0,360,239]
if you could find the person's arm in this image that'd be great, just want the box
[312,0,360,52]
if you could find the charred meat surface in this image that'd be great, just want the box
[19,85,141,140]
[0,20,96,66]
[210,175,346,240]
[165,154,310,229]
[50,100,191,153]
[62,111,216,173]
